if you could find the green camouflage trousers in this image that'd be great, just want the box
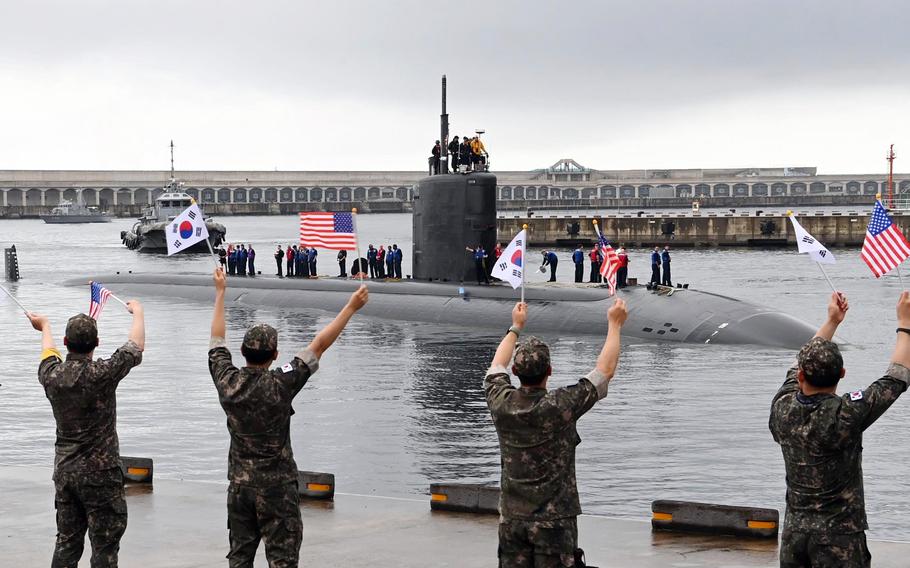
[52,468,127,568]
[780,528,871,567]
[498,517,578,568]
[227,481,302,568]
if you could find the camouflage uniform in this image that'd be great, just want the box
[484,337,610,568]
[38,314,143,568]
[208,324,319,568]
[770,337,910,568]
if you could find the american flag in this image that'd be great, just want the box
[597,233,620,296]
[299,212,358,250]
[861,200,910,278]
[89,281,113,320]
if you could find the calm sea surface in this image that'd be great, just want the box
[2,213,909,540]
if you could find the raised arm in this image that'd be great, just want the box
[834,291,910,433]
[814,291,848,341]
[595,298,627,379]
[26,312,56,353]
[306,285,369,358]
[491,303,527,369]
[211,267,226,339]
[126,300,146,351]
[892,291,910,368]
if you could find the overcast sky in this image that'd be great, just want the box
[1,0,907,174]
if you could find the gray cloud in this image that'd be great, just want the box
[0,0,907,172]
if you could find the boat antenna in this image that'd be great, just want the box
[440,75,448,176]
[887,144,896,209]
[170,139,175,180]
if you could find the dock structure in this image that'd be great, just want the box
[499,210,910,247]
[2,466,910,567]
[0,162,907,218]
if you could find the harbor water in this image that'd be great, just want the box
[1,213,909,540]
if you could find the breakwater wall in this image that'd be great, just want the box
[498,211,908,247]
[498,194,886,212]
[0,201,411,219]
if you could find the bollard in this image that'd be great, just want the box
[298,471,334,500]
[429,483,500,514]
[120,456,153,484]
[651,500,779,539]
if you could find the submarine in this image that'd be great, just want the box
[74,76,818,349]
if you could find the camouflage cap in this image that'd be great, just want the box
[242,323,278,352]
[513,336,551,378]
[797,336,843,386]
[65,314,98,346]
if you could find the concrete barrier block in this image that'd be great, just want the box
[298,470,334,500]
[429,483,500,514]
[120,456,153,484]
[651,500,779,539]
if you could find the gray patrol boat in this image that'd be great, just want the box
[41,196,112,224]
[120,143,226,253]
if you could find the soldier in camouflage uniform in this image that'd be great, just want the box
[770,291,910,567]
[208,268,368,567]
[27,302,145,568]
[484,299,628,567]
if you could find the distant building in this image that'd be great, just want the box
[0,160,906,209]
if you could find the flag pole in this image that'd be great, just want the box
[203,235,221,269]
[592,218,602,281]
[352,208,365,284]
[816,263,838,295]
[0,283,29,314]
[521,224,527,304]
[192,198,221,269]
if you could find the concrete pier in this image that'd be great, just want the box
[1,162,907,218]
[499,211,910,247]
[2,466,909,567]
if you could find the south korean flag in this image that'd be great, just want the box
[491,229,527,289]
[789,214,836,264]
[166,201,210,256]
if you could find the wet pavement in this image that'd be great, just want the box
[2,466,909,567]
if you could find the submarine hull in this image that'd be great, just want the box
[71,274,817,349]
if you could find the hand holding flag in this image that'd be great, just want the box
[491,229,527,290]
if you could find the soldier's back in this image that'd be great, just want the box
[39,342,142,473]
[485,373,599,520]
[208,344,316,487]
